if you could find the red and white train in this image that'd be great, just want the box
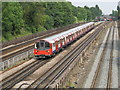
[34,22,95,58]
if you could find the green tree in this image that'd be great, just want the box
[89,5,102,20]
[110,10,118,17]
[2,2,103,42]
[2,2,24,39]
[117,5,120,19]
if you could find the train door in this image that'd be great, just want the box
[71,34,73,41]
[58,41,61,49]
[82,28,85,34]
[66,36,69,44]
[60,39,63,48]
[70,35,72,42]
[52,43,56,52]
[81,29,83,34]
[68,35,70,42]
[73,33,75,40]
[75,32,78,38]
[63,38,66,46]
[55,41,58,51]
[79,31,80,36]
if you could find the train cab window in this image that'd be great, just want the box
[40,41,44,48]
[36,40,50,50]
[45,42,50,49]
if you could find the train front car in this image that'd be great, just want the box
[34,40,52,58]
[34,22,96,59]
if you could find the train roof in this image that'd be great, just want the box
[42,22,94,43]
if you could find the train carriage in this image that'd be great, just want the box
[34,22,95,58]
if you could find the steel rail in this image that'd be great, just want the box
[90,24,114,88]
[26,22,106,89]
[43,22,108,89]
[1,23,85,61]
[107,26,114,88]
[2,60,48,89]
[1,22,95,89]
[2,22,107,89]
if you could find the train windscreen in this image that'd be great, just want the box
[36,40,50,50]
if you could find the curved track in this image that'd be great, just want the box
[1,22,86,71]
[1,22,109,89]
[84,22,119,88]
[26,22,108,89]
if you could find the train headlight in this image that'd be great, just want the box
[46,51,49,52]
[36,50,38,52]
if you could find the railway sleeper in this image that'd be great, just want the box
[48,23,108,88]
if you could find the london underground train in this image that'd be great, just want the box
[34,22,95,58]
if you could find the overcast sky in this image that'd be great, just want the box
[67,0,119,15]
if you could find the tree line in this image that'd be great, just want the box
[2,2,102,42]
[117,3,120,19]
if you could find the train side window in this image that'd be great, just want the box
[63,38,65,43]
[60,39,63,43]
[53,43,55,47]
[55,41,58,45]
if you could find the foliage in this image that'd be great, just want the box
[2,2,103,42]
[110,10,118,17]
[117,1,120,20]
[89,5,102,20]
[2,2,24,40]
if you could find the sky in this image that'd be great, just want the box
[67,0,120,15]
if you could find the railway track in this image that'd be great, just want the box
[1,22,86,71]
[84,22,119,88]
[90,27,113,88]
[26,22,108,89]
[1,22,85,56]
[1,22,109,89]
[1,22,88,88]
[107,27,114,88]
[1,60,48,89]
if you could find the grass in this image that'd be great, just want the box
[65,81,75,88]
[2,30,32,42]
[2,26,47,42]
[2,21,87,42]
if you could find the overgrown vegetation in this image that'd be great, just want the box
[2,2,102,42]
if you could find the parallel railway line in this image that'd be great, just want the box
[1,22,88,88]
[84,23,119,88]
[90,27,112,88]
[1,60,48,88]
[26,22,109,89]
[1,21,110,89]
[2,22,85,56]
[91,26,114,88]
[107,27,114,88]
[1,22,86,70]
